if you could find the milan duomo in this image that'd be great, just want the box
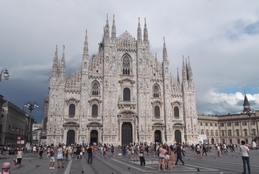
[43,15,198,146]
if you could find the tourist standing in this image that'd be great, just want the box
[56,144,64,169]
[49,145,55,169]
[87,146,93,164]
[139,144,145,166]
[158,144,167,171]
[169,145,175,169]
[240,140,250,174]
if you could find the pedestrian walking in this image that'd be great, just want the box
[240,140,250,174]
[39,145,44,159]
[87,146,93,164]
[15,147,24,168]
[175,142,184,166]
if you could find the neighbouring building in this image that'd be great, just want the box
[32,123,42,145]
[0,99,30,147]
[43,15,198,146]
[197,95,259,145]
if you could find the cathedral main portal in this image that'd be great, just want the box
[66,130,75,145]
[175,130,182,143]
[90,130,98,145]
[122,122,132,145]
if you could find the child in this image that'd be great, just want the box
[1,162,11,174]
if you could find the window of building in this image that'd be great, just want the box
[215,130,218,136]
[174,107,179,118]
[227,122,231,126]
[242,121,247,126]
[69,104,75,116]
[235,122,239,126]
[205,122,208,126]
[228,129,232,136]
[211,130,214,136]
[215,123,217,127]
[92,104,98,117]
[92,81,100,95]
[201,129,204,134]
[236,129,240,136]
[123,88,131,101]
[251,121,256,126]
[200,122,203,126]
[155,106,160,119]
[220,123,224,127]
[206,129,209,136]
[244,129,248,136]
[122,55,131,75]
[153,84,160,98]
[252,129,256,136]
[221,130,225,136]
[210,123,213,126]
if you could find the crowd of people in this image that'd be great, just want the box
[0,141,252,173]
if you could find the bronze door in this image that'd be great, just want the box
[155,130,162,143]
[66,130,75,145]
[122,122,132,146]
[90,130,98,145]
[175,130,182,143]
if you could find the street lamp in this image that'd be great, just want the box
[24,102,38,145]
[0,68,9,81]
[243,94,255,144]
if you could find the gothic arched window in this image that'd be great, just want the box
[69,104,75,116]
[155,106,160,119]
[92,104,98,117]
[122,55,131,75]
[174,107,179,118]
[153,84,160,98]
[123,88,131,101]
[92,81,100,95]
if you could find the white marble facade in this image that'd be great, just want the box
[44,15,198,146]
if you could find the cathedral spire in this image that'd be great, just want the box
[51,45,59,77]
[82,30,89,69]
[182,56,187,81]
[61,45,66,69]
[137,17,142,41]
[103,14,110,39]
[111,14,116,39]
[83,30,89,56]
[177,67,180,84]
[243,94,251,113]
[187,57,193,81]
[163,37,168,61]
[143,18,148,41]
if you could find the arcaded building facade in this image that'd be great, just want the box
[43,16,198,146]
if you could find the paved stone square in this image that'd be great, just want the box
[1,148,258,174]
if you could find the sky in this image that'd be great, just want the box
[0,0,259,123]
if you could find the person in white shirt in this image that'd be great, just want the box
[240,140,250,174]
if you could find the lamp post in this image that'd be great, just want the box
[24,102,38,145]
[0,68,9,81]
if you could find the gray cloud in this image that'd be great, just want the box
[1,0,259,122]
